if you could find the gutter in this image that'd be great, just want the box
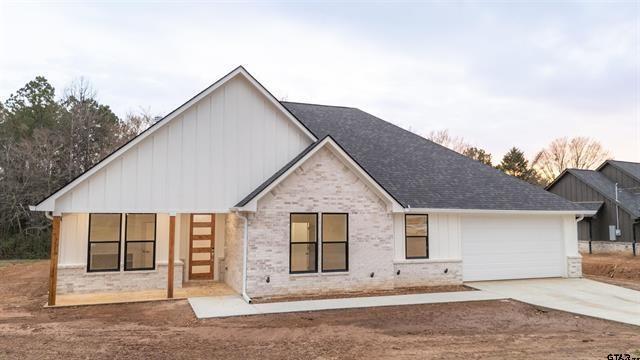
[234,210,252,304]
[402,208,597,216]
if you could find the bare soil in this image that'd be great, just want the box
[253,284,472,303]
[582,253,640,290]
[1,261,639,359]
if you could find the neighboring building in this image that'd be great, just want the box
[546,160,640,254]
[31,66,592,306]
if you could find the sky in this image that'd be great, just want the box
[0,1,638,162]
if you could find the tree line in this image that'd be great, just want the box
[0,77,154,259]
[426,129,611,186]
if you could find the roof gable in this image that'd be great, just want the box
[552,169,640,218]
[597,160,640,184]
[33,66,316,212]
[596,160,640,184]
[234,136,404,213]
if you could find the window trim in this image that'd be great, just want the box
[124,213,157,271]
[87,213,122,273]
[405,214,429,260]
[289,212,319,274]
[321,212,349,272]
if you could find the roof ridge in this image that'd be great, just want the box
[609,159,640,165]
[281,100,357,110]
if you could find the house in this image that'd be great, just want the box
[546,160,640,255]
[31,66,593,306]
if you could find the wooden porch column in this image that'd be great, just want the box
[167,214,176,299]
[48,216,61,306]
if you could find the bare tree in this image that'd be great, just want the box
[59,78,127,181]
[463,146,492,166]
[426,129,469,153]
[533,137,611,181]
[119,110,156,140]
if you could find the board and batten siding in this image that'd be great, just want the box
[393,213,462,261]
[548,173,636,242]
[54,75,312,213]
[599,163,640,192]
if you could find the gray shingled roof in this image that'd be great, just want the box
[573,201,604,213]
[567,169,640,218]
[250,101,584,212]
[607,160,640,182]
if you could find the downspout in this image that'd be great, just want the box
[588,218,593,255]
[45,211,54,221]
[234,210,252,304]
[633,221,638,257]
[575,214,585,254]
[614,183,620,236]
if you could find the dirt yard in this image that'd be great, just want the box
[1,261,639,359]
[582,253,640,291]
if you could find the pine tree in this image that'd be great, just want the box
[496,147,542,185]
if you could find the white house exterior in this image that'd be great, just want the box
[32,66,592,305]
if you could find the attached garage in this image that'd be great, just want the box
[461,215,566,281]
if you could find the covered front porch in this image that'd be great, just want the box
[53,281,236,307]
[47,212,242,307]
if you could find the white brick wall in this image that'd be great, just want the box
[243,147,464,298]
[246,148,394,297]
[567,255,582,278]
[57,263,183,294]
[393,260,462,287]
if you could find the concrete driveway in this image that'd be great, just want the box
[469,278,640,327]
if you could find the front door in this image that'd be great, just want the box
[189,214,215,280]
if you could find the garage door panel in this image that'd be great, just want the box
[462,215,564,281]
[464,248,562,257]
[466,258,562,269]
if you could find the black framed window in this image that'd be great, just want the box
[290,213,318,273]
[87,213,121,272]
[322,213,348,272]
[124,213,156,271]
[405,214,428,259]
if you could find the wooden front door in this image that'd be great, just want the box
[189,214,215,280]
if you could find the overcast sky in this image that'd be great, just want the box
[1,1,638,162]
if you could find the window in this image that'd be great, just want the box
[322,213,348,272]
[88,213,121,272]
[125,214,156,271]
[290,213,318,273]
[405,214,428,259]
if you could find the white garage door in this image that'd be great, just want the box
[461,215,565,281]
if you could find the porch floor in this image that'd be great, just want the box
[53,281,235,307]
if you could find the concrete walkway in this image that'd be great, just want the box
[469,278,640,327]
[188,290,507,319]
